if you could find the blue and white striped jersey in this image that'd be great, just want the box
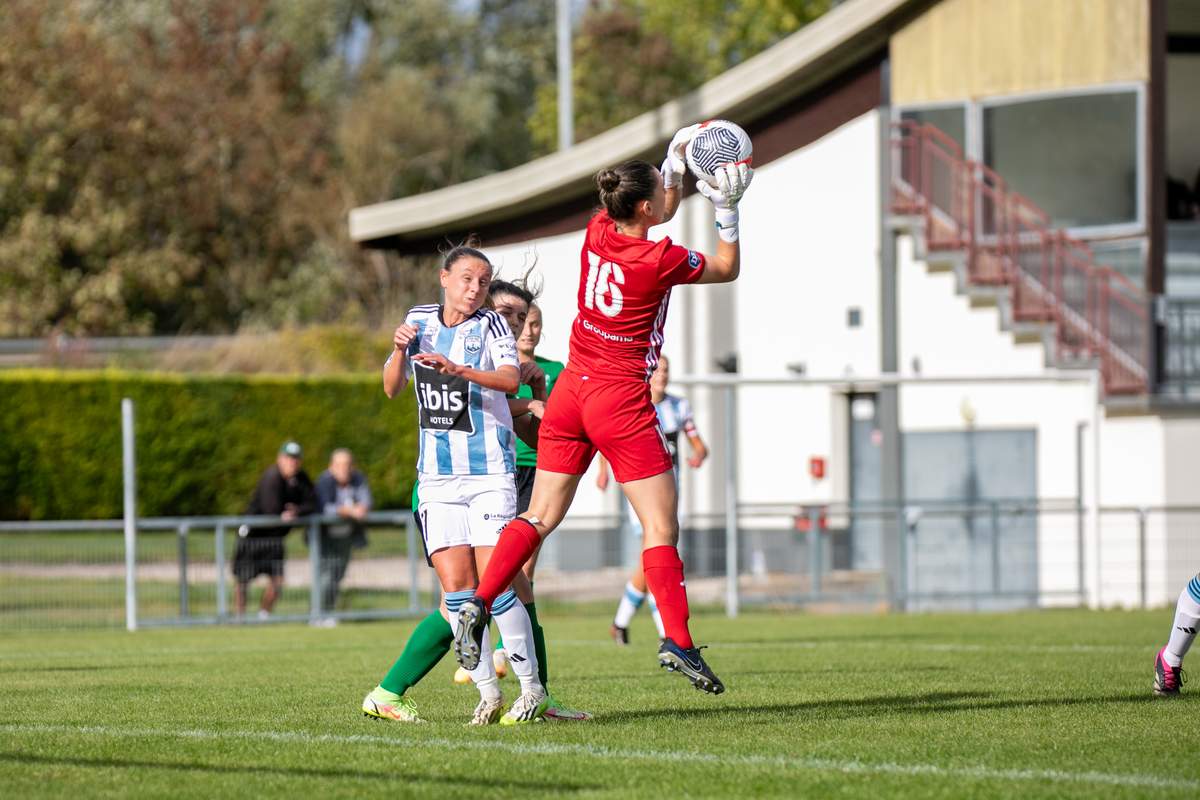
[388,304,519,477]
[655,394,696,437]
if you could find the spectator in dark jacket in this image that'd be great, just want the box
[234,441,316,619]
[313,449,372,623]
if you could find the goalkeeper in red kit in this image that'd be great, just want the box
[452,124,752,695]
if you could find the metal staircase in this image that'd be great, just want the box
[890,122,1151,396]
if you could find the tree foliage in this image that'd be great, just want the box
[529,0,832,153]
[0,0,827,338]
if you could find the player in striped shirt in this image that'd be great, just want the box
[361,244,547,726]
[601,355,708,645]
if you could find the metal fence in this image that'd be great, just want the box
[0,512,436,629]
[3,502,1197,630]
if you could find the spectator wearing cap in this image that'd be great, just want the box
[234,441,316,619]
[314,448,372,624]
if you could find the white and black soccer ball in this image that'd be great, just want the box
[685,120,753,186]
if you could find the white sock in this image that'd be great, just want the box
[648,592,666,639]
[447,590,500,701]
[491,590,543,695]
[1164,576,1200,668]
[614,582,645,628]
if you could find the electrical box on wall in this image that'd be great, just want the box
[809,456,826,480]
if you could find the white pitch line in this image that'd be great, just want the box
[0,722,1194,791]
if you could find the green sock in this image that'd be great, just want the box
[380,611,453,696]
[525,601,549,689]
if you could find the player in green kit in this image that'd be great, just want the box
[511,302,565,546]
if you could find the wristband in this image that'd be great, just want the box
[661,158,681,189]
[714,207,739,243]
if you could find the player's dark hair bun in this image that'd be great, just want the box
[597,169,621,193]
[596,160,657,221]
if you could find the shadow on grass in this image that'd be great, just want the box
[563,665,953,684]
[0,752,598,792]
[710,632,936,646]
[601,689,1172,724]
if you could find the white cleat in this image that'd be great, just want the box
[500,687,548,726]
[469,695,505,726]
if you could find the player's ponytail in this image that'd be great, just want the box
[596,160,657,222]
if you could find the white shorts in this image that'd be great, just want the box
[416,472,516,556]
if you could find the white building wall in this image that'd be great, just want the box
[1161,417,1200,606]
[734,111,882,508]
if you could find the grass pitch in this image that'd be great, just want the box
[1,608,1196,798]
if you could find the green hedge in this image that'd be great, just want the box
[0,370,418,520]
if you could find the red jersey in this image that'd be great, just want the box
[568,211,706,381]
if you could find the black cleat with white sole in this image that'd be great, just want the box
[453,596,490,671]
[658,637,725,694]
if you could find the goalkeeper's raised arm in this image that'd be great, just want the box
[656,124,753,285]
[695,161,753,284]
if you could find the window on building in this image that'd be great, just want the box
[983,91,1139,230]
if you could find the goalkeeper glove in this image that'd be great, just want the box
[660,123,701,189]
[696,162,753,243]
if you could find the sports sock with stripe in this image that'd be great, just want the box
[379,610,453,696]
[642,545,694,649]
[475,518,541,605]
[1164,574,1200,668]
[490,590,542,695]
[613,582,645,629]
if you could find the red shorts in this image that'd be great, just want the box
[537,367,673,484]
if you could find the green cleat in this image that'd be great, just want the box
[543,694,593,722]
[362,686,422,723]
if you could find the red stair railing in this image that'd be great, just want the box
[890,121,1150,395]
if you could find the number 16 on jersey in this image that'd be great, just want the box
[584,252,625,318]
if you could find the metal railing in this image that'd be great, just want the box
[3,501,1196,629]
[891,121,1151,395]
[1162,297,1200,394]
[0,512,437,629]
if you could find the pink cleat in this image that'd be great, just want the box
[1154,647,1186,697]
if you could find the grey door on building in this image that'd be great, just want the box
[902,429,1038,610]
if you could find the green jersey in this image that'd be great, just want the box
[515,355,565,468]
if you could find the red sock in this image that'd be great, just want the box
[476,518,541,605]
[643,545,693,649]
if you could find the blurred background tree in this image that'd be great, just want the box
[0,0,828,340]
